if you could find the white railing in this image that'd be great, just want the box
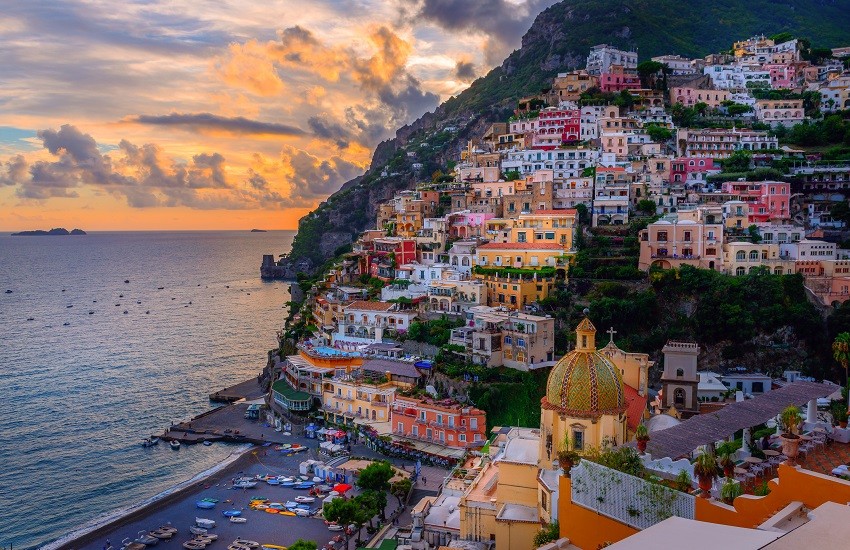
[570,460,695,530]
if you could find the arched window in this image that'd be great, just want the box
[774,267,783,275]
[461,257,470,266]
[736,251,746,261]
[736,267,745,276]
[674,388,686,406]
[749,250,759,261]
[676,368,684,377]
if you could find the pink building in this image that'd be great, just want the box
[765,63,797,89]
[669,87,730,108]
[532,107,581,148]
[720,180,790,223]
[670,157,719,185]
[362,238,418,279]
[448,211,494,239]
[599,65,641,93]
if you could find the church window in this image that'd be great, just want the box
[572,429,585,451]
[581,335,587,347]
[674,388,685,407]
[676,368,684,377]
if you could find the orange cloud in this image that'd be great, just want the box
[216,40,285,96]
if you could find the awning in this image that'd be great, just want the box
[637,381,837,459]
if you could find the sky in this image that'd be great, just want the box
[0,0,557,231]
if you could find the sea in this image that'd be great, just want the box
[0,230,295,548]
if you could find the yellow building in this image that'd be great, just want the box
[475,242,566,270]
[321,374,397,428]
[477,272,556,310]
[510,210,577,251]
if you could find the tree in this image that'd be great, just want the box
[645,124,673,143]
[288,540,318,550]
[637,60,664,89]
[533,522,560,547]
[390,478,413,507]
[324,498,361,550]
[747,225,762,243]
[637,199,657,215]
[833,333,850,408]
[504,170,521,181]
[722,150,752,173]
[356,461,395,519]
[831,201,850,227]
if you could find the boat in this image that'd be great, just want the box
[233,540,260,549]
[261,546,286,550]
[327,524,344,532]
[233,480,257,489]
[142,437,159,447]
[196,500,216,509]
[203,440,212,446]
[122,540,148,550]
[222,510,242,517]
[149,530,174,540]
[266,478,279,485]
[294,508,312,517]
[134,531,160,546]
[278,476,294,482]
[189,527,208,535]
[293,482,314,489]
[158,526,178,535]
[194,534,218,543]
[183,541,206,550]
[229,516,247,524]
[195,518,216,529]
[200,497,219,503]
[279,511,296,516]
[283,501,297,508]
[280,482,295,488]
[170,440,181,450]
[294,496,315,503]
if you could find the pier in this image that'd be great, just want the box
[208,376,266,402]
[161,402,295,446]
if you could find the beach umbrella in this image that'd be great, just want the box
[333,483,352,493]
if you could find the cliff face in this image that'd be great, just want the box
[278,0,850,276]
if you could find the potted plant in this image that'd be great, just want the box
[674,470,693,493]
[779,405,804,466]
[693,452,719,499]
[557,435,581,476]
[635,423,650,454]
[834,404,848,429]
[720,477,742,505]
[716,442,736,478]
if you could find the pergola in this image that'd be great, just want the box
[638,381,837,459]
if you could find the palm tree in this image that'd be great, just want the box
[832,332,850,408]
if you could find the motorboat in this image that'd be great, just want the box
[266,478,280,485]
[327,524,344,532]
[195,517,216,529]
[294,496,315,503]
[134,531,160,546]
[280,481,295,488]
[229,516,247,524]
[189,527,208,536]
[278,476,294,482]
[233,480,257,489]
[283,501,297,508]
[142,437,159,448]
[170,440,181,450]
[196,500,216,509]
[268,502,285,510]
[294,508,312,517]
[222,510,242,517]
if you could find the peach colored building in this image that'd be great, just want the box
[390,396,487,449]
[669,87,730,108]
[638,219,724,271]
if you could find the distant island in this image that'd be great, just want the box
[11,228,87,236]
[250,229,267,232]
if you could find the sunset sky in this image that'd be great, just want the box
[0,0,556,231]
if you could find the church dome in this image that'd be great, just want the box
[542,317,626,417]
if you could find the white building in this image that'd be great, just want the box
[779,239,837,260]
[445,240,477,276]
[586,44,638,76]
[501,147,600,180]
[651,54,697,75]
[333,301,419,345]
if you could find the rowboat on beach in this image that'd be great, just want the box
[183,541,206,550]
[189,527,208,535]
[222,510,242,517]
[170,440,181,450]
[196,500,216,509]
[233,539,260,549]
[195,517,216,528]
[229,516,247,523]
[135,531,160,546]
[233,480,257,489]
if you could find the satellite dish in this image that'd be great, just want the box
[583,308,590,316]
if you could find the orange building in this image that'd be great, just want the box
[390,395,487,450]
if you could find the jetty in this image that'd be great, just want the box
[160,402,293,446]
[208,376,266,402]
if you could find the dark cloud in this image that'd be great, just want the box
[128,113,306,136]
[282,145,362,204]
[0,155,28,186]
[455,60,477,82]
[307,116,352,149]
[407,0,558,65]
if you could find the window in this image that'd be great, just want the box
[420,411,426,421]
[674,388,686,406]
[736,267,745,276]
[572,429,584,451]
[459,433,466,442]
[658,231,668,241]
[736,251,746,261]
[397,422,403,433]
[470,418,478,430]
[676,368,684,377]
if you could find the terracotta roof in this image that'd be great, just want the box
[477,242,564,250]
[345,300,395,312]
[624,384,647,431]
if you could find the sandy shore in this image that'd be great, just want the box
[43,445,256,550]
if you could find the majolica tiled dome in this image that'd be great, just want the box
[542,318,626,417]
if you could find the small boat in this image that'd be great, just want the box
[233,540,260,549]
[280,481,296,488]
[312,476,323,483]
[278,476,294,482]
[135,531,160,546]
[170,440,181,450]
[279,511,296,516]
[196,500,216,509]
[195,517,216,529]
[294,508,312,517]
[27,317,34,321]
[222,510,242,517]
[262,546,286,550]
[200,498,219,503]
[183,541,206,550]
[158,526,178,535]
[142,437,159,447]
[189,527,208,536]
[264,508,279,514]
[328,524,344,532]
[125,280,130,283]
[233,480,257,489]
[63,322,70,326]
[266,478,279,485]
[283,501,297,508]
[149,530,173,540]
[203,440,212,446]
[268,502,285,510]
[194,534,218,543]
[229,516,247,524]
[66,305,73,308]
[294,496,315,503]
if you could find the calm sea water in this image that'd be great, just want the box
[0,231,295,548]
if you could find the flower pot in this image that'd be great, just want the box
[780,434,800,466]
[637,439,648,453]
[697,476,713,498]
[840,421,847,429]
[723,465,734,478]
[558,458,575,476]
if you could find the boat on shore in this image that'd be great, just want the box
[134,531,160,546]
[196,500,216,509]
[170,440,181,450]
[189,527,208,535]
[233,480,257,489]
[229,516,247,524]
[142,437,159,448]
[294,496,315,503]
[195,517,216,529]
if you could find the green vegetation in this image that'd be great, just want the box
[288,540,318,550]
[406,316,465,346]
[468,369,550,429]
[533,522,561,547]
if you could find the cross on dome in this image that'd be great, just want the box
[607,327,617,343]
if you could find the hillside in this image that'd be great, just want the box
[281,0,850,275]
